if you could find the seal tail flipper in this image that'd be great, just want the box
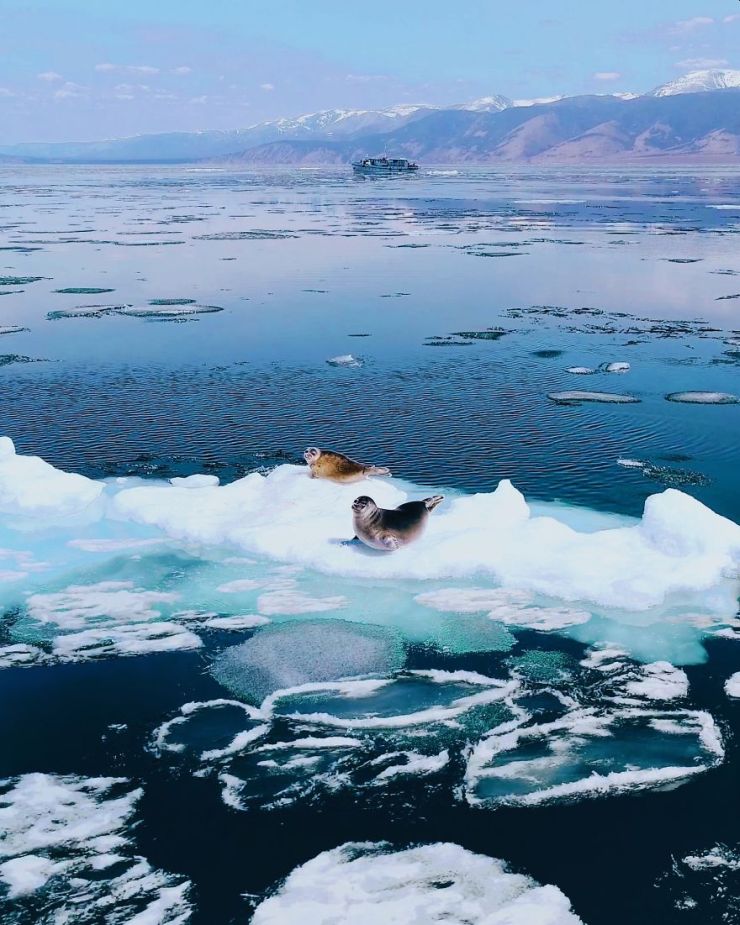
[423,495,444,512]
[365,466,391,477]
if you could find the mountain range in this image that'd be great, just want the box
[1,70,739,165]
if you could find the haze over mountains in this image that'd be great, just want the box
[1,70,739,165]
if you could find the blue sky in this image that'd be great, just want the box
[1,1,738,142]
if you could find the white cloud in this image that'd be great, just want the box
[260,82,275,91]
[189,95,208,104]
[723,14,740,23]
[346,73,389,83]
[675,57,729,69]
[0,88,15,98]
[95,63,159,75]
[172,66,192,75]
[671,16,714,33]
[37,71,63,82]
[54,82,87,100]
[593,71,622,81]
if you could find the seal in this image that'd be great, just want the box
[304,447,391,484]
[351,494,444,550]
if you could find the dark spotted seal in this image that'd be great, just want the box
[351,494,444,550]
[304,447,390,484]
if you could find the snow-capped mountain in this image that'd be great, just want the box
[257,104,440,138]
[651,69,740,97]
[455,95,512,112]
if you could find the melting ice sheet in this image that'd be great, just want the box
[250,842,585,924]
[0,436,739,666]
[0,773,191,923]
[151,651,723,812]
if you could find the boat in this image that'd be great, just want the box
[352,156,419,175]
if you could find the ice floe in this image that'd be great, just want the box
[0,437,739,665]
[325,354,362,367]
[0,773,191,922]
[603,361,630,372]
[251,842,585,924]
[725,672,740,698]
[464,706,722,807]
[548,390,640,404]
[566,366,596,374]
[665,391,739,404]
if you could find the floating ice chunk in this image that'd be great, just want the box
[4,449,740,639]
[579,645,629,671]
[373,749,449,781]
[0,326,27,337]
[0,644,44,668]
[622,662,689,700]
[0,437,103,518]
[665,391,739,404]
[211,620,405,702]
[326,354,362,368]
[251,842,585,925]
[265,670,517,729]
[548,390,640,404]
[116,304,223,318]
[52,621,202,660]
[0,854,60,897]
[0,774,192,922]
[683,846,740,871]
[465,706,722,807]
[169,474,219,488]
[725,672,740,698]
[617,458,645,469]
[27,580,179,630]
[566,366,596,374]
[203,614,270,630]
[604,362,630,372]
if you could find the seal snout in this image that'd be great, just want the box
[352,495,372,513]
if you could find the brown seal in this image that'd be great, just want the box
[351,494,444,550]
[304,447,390,484]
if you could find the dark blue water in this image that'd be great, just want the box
[0,166,738,924]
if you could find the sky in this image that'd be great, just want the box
[0,0,739,143]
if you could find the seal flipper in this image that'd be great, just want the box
[379,534,400,550]
[423,495,444,512]
[365,466,391,477]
